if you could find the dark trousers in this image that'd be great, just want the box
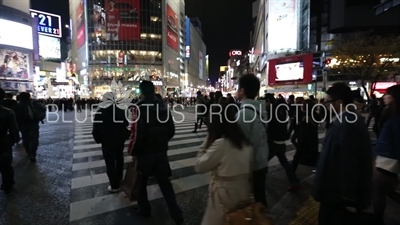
[373,168,399,222]
[137,153,182,222]
[20,124,39,157]
[268,142,299,184]
[102,141,125,189]
[194,116,204,131]
[0,148,15,191]
[319,203,350,225]
[252,167,268,207]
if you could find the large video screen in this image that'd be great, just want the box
[0,49,30,80]
[275,62,304,81]
[38,35,61,60]
[0,19,33,50]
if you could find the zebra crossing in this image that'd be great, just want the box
[69,110,375,223]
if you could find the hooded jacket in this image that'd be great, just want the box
[129,97,175,156]
[236,99,269,171]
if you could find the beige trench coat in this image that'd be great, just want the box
[195,137,253,225]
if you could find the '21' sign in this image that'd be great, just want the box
[30,9,62,38]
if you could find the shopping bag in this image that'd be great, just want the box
[120,157,142,202]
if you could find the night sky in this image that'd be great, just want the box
[30,0,253,81]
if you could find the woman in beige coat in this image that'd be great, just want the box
[195,99,253,225]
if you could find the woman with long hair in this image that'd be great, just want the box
[195,97,253,225]
[373,84,400,224]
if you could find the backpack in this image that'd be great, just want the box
[31,101,46,122]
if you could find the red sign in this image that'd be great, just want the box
[373,82,397,92]
[268,54,313,85]
[166,4,179,51]
[105,0,140,41]
[76,0,85,49]
[229,50,242,56]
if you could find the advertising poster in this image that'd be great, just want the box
[166,4,179,51]
[268,54,313,85]
[268,0,297,51]
[93,4,106,44]
[38,35,61,60]
[104,0,140,41]
[199,51,204,80]
[0,49,30,80]
[76,0,85,49]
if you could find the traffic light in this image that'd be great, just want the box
[324,58,331,66]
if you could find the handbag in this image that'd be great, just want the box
[120,157,142,202]
[221,195,274,225]
[219,164,274,225]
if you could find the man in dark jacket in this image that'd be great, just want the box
[2,93,17,111]
[192,91,206,133]
[92,92,130,193]
[130,81,183,225]
[265,94,300,191]
[313,82,373,224]
[14,92,43,162]
[0,88,20,195]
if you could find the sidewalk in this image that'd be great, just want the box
[268,165,400,225]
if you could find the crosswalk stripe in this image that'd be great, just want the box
[69,110,361,223]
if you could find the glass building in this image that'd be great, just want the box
[69,0,206,98]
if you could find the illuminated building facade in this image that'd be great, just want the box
[69,0,207,98]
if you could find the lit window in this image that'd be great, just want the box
[150,16,159,22]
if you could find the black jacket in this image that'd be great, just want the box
[267,103,289,142]
[0,105,20,152]
[14,100,41,127]
[2,99,17,111]
[131,97,175,156]
[92,105,130,144]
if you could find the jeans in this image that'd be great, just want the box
[252,167,268,207]
[268,142,299,184]
[102,141,125,189]
[20,124,39,157]
[0,148,15,191]
[137,153,182,222]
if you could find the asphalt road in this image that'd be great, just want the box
[0,107,397,225]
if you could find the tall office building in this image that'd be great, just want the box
[69,0,206,98]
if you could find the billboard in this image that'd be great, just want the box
[166,4,179,51]
[0,49,30,80]
[92,4,106,44]
[38,35,61,60]
[76,0,86,49]
[104,0,140,41]
[268,0,298,52]
[30,9,62,38]
[268,54,313,85]
[0,19,33,50]
[185,18,191,59]
[199,51,204,79]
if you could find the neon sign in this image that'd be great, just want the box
[229,50,242,56]
[30,9,62,38]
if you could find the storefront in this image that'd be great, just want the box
[372,82,398,97]
[0,7,35,93]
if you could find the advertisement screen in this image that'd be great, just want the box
[166,4,179,51]
[93,4,106,44]
[0,19,33,50]
[104,0,140,41]
[0,49,30,80]
[268,0,297,52]
[268,54,313,85]
[30,9,62,38]
[275,62,304,81]
[38,35,61,60]
[76,0,85,49]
